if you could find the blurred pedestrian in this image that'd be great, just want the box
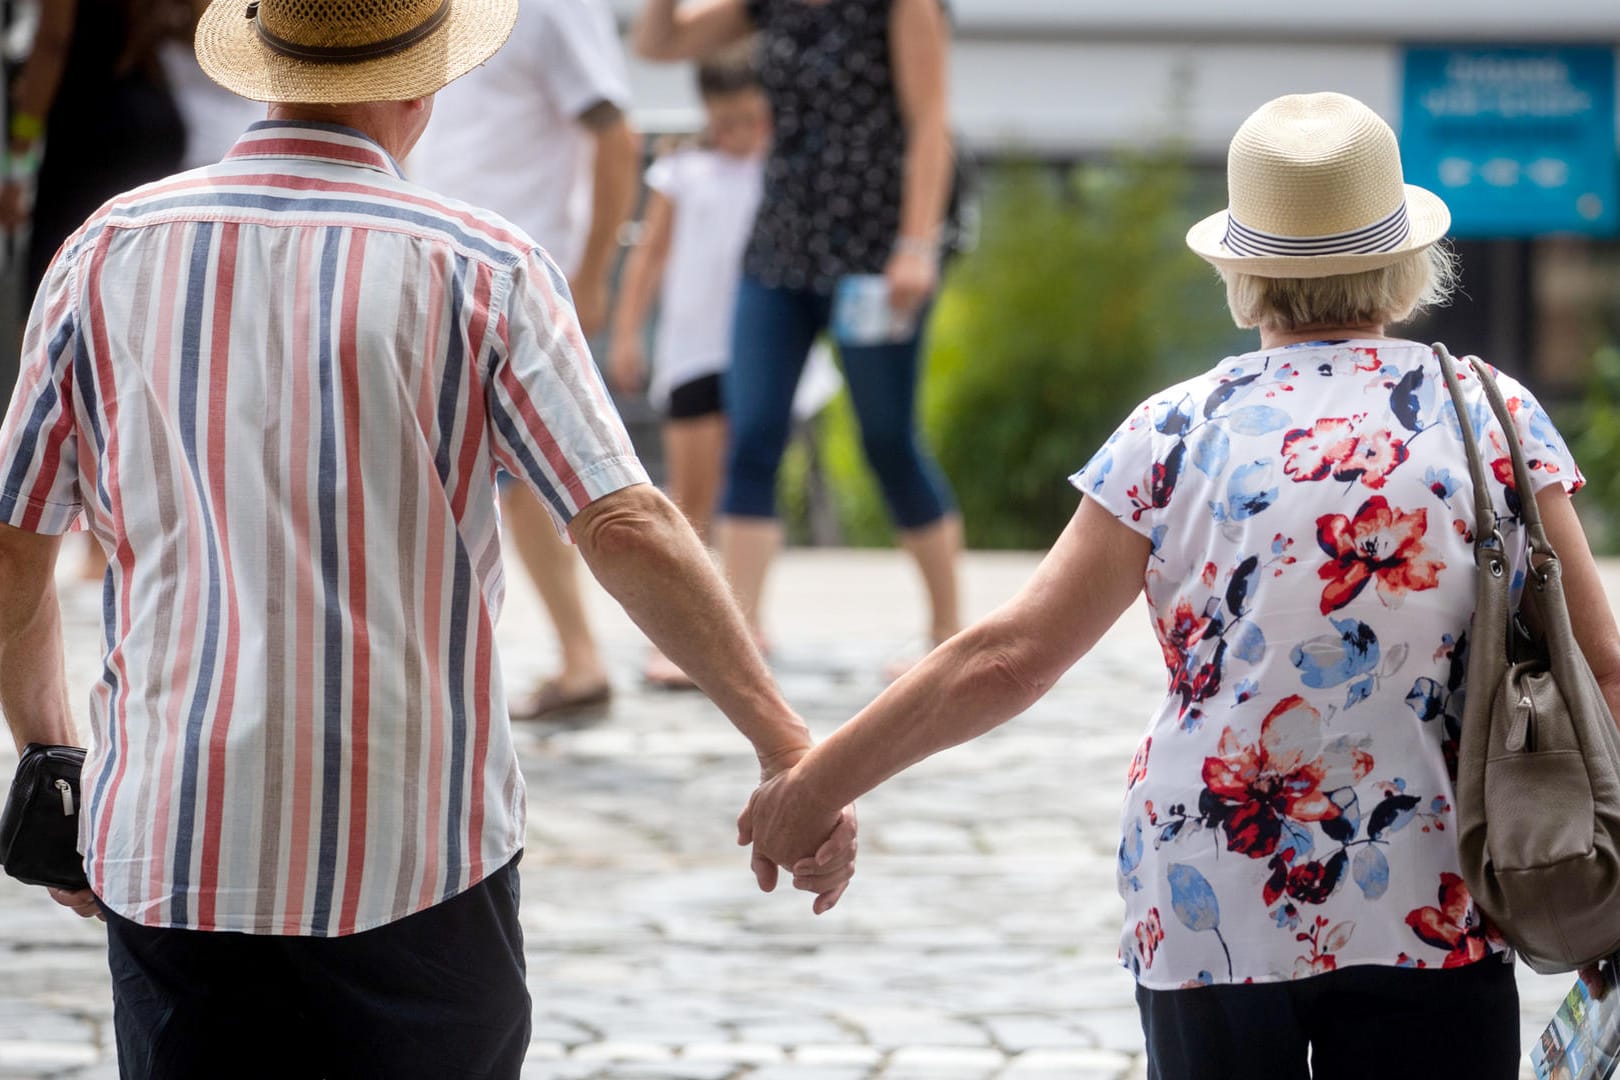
[609,52,769,685]
[410,0,641,720]
[738,93,1614,1080]
[160,0,263,170]
[0,0,852,1075]
[634,0,962,671]
[0,0,187,292]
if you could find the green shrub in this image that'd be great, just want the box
[1567,345,1620,552]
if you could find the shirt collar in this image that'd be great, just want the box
[224,120,405,179]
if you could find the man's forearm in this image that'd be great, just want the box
[0,577,75,753]
[573,486,810,764]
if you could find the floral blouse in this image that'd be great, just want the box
[1072,340,1582,990]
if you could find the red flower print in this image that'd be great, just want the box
[1126,737,1152,790]
[1282,418,1358,483]
[1282,416,1409,490]
[1293,916,1354,978]
[1200,696,1374,859]
[1405,872,1493,968]
[1134,907,1165,970]
[1155,600,1211,680]
[1315,497,1445,615]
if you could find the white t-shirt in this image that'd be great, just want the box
[408,0,632,277]
[160,42,266,170]
[644,147,764,407]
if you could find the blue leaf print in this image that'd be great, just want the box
[1352,844,1390,900]
[1227,461,1278,520]
[1278,820,1314,864]
[1233,623,1267,664]
[1118,818,1144,891]
[1226,405,1292,436]
[1389,368,1432,433]
[1148,524,1168,556]
[1078,447,1112,493]
[1368,794,1421,839]
[1291,618,1380,689]
[1225,556,1260,618]
[1202,371,1262,418]
[1405,677,1444,720]
[1345,675,1375,709]
[1443,396,1490,444]
[1424,466,1457,503]
[1167,863,1221,933]
[1154,395,1195,437]
[1192,426,1230,478]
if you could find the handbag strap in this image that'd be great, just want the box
[1431,342,1558,581]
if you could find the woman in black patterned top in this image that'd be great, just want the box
[636,0,961,666]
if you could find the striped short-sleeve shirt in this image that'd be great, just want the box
[0,121,649,935]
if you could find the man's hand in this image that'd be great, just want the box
[738,765,857,915]
[570,273,611,339]
[47,886,103,921]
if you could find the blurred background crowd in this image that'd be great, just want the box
[0,0,1616,557]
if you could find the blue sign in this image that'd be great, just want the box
[1401,46,1617,237]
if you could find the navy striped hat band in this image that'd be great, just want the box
[1222,201,1411,259]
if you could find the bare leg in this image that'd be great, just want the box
[663,415,728,544]
[715,515,783,642]
[502,484,609,701]
[899,513,964,645]
[643,415,729,687]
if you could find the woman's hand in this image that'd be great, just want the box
[884,245,938,317]
[738,764,857,914]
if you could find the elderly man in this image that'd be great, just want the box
[0,1,851,1076]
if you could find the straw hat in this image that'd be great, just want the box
[1186,92,1451,279]
[196,0,518,104]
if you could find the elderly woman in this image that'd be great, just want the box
[740,93,1620,1078]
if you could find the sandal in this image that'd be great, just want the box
[510,678,613,722]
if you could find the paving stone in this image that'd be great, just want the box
[887,1045,1005,1069]
[682,1043,785,1065]
[789,1045,884,1067]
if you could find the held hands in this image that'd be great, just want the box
[739,753,857,915]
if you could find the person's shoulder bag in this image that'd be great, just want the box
[1435,341,1620,973]
[0,743,90,891]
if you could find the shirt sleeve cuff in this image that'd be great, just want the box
[554,455,652,529]
[0,489,84,535]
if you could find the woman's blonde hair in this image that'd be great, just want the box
[1220,244,1459,332]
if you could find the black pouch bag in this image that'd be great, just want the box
[0,743,89,890]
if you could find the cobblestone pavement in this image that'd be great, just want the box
[0,548,1596,1079]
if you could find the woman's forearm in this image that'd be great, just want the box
[890,0,953,245]
[793,614,1053,812]
[633,0,751,61]
[898,119,953,244]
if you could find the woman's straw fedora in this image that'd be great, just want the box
[197,0,518,104]
[1186,92,1451,279]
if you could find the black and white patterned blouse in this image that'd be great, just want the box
[743,0,909,294]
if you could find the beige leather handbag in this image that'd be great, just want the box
[1435,342,1620,974]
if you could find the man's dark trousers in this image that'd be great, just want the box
[100,853,530,1080]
